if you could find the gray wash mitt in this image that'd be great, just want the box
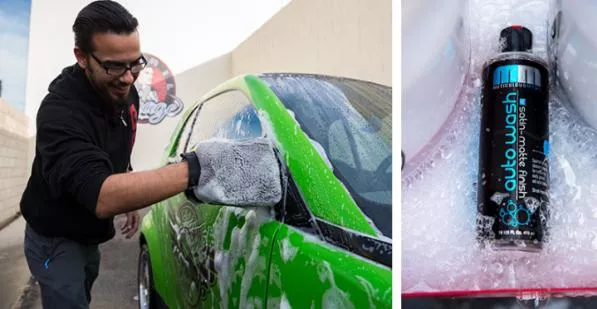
[193,138,282,207]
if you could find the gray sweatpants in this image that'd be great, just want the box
[23,224,100,309]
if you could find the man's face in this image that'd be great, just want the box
[76,31,142,105]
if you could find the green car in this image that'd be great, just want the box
[137,73,392,309]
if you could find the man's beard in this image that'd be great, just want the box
[86,68,129,108]
[114,96,128,107]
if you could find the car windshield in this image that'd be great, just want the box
[261,74,392,238]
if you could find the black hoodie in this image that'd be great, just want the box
[20,64,139,245]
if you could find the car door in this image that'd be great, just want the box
[261,171,392,309]
[166,89,283,309]
[148,105,200,307]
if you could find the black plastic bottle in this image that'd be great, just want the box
[477,26,550,251]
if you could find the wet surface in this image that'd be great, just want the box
[403,297,597,309]
[0,216,29,309]
[1,210,148,309]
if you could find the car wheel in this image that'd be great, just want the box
[138,244,161,309]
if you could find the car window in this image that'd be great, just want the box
[174,107,200,157]
[328,116,390,172]
[261,75,392,238]
[186,90,262,151]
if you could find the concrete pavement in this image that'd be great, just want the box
[1,212,147,309]
[0,216,30,309]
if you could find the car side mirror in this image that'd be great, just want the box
[190,137,282,207]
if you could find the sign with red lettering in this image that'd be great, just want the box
[134,53,184,124]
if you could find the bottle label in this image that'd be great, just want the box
[478,59,549,242]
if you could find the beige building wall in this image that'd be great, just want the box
[0,99,29,226]
[231,0,392,86]
[132,0,391,170]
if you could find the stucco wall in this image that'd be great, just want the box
[128,0,392,170]
[232,0,392,86]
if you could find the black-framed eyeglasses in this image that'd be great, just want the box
[90,53,147,76]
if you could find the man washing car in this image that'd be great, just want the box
[19,1,280,308]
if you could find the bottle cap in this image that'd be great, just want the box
[500,26,533,52]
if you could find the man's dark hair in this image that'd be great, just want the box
[73,0,138,53]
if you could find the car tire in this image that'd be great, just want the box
[138,243,163,309]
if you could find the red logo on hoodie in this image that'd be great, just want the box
[129,103,138,151]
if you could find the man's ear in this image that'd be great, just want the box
[74,47,88,69]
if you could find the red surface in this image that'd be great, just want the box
[403,287,597,299]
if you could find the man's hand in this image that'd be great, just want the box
[120,210,140,239]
